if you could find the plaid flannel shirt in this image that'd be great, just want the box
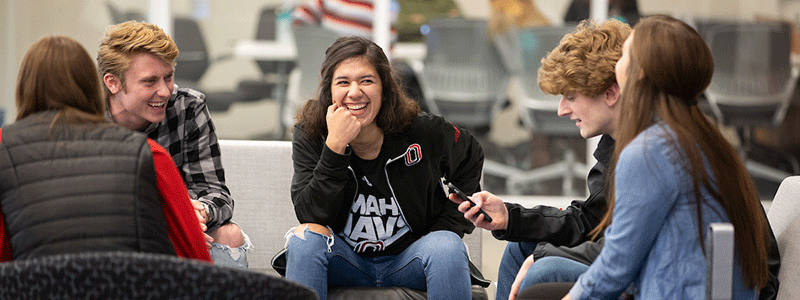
[142,86,233,231]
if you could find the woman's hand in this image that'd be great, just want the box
[325,103,361,154]
[448,190,509,231]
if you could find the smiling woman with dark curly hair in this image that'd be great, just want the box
[285,36,485,300]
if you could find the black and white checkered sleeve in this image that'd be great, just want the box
[181,90,234,231]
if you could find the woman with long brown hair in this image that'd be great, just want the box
[565,15,769,299]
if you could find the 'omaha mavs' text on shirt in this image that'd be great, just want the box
[341,194,410,253]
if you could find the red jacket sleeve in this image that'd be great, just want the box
[148,139,212,262]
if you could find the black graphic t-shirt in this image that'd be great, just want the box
[338,150,413,256]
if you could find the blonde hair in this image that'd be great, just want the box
[537,19,631,97]
[97,21,178,101]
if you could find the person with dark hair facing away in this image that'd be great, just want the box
[0,35,210,262]
[285,36,484,300]
[563,15,771,299]
[98,21,251,268]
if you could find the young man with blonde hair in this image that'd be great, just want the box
[98,21,251,268]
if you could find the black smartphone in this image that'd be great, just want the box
[446,182,493,223]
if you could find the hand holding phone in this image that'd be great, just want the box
[447,182,493,223]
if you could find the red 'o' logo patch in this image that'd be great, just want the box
[405,144,421,166]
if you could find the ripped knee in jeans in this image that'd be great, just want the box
[210,230,253,269]
[293,223,332,239]
[285,224,335,252]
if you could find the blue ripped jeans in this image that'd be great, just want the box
[209,226,253,269]
[496,242,588,300]
[285,228,472,300]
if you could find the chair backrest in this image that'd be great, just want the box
[515,25,580,136]
[420,18,510,130]
[767,176,800,300]
[254,7,282,75]
[218,139,483,273]
[173,16,210,87]
[0,251,317,299]
[706,223,735,300]
[255,7,278,41]
[704,22,797,126]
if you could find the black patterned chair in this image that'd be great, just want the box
[0,251,317,300]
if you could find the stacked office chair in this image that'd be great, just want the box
[703,22,800,185]
[283,26,340,133]
[418,18,519,193]
[419,18,510,133]
[172,17,261,112]
[475,24,586,195]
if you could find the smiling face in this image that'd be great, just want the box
[331,56,383,131]
[557,89,618,138]
[105,52,174,131]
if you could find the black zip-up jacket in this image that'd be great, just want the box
[290,113,483,240]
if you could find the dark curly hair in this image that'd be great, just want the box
[294,36,420,138]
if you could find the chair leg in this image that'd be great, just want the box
[562,150,575,196]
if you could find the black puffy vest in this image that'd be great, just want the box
[0,112,176,259]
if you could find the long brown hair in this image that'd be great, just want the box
[592,15,768,288]
[16,36,107,125]
[294,36,420,138]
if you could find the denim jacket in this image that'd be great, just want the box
[569,123,758,300]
